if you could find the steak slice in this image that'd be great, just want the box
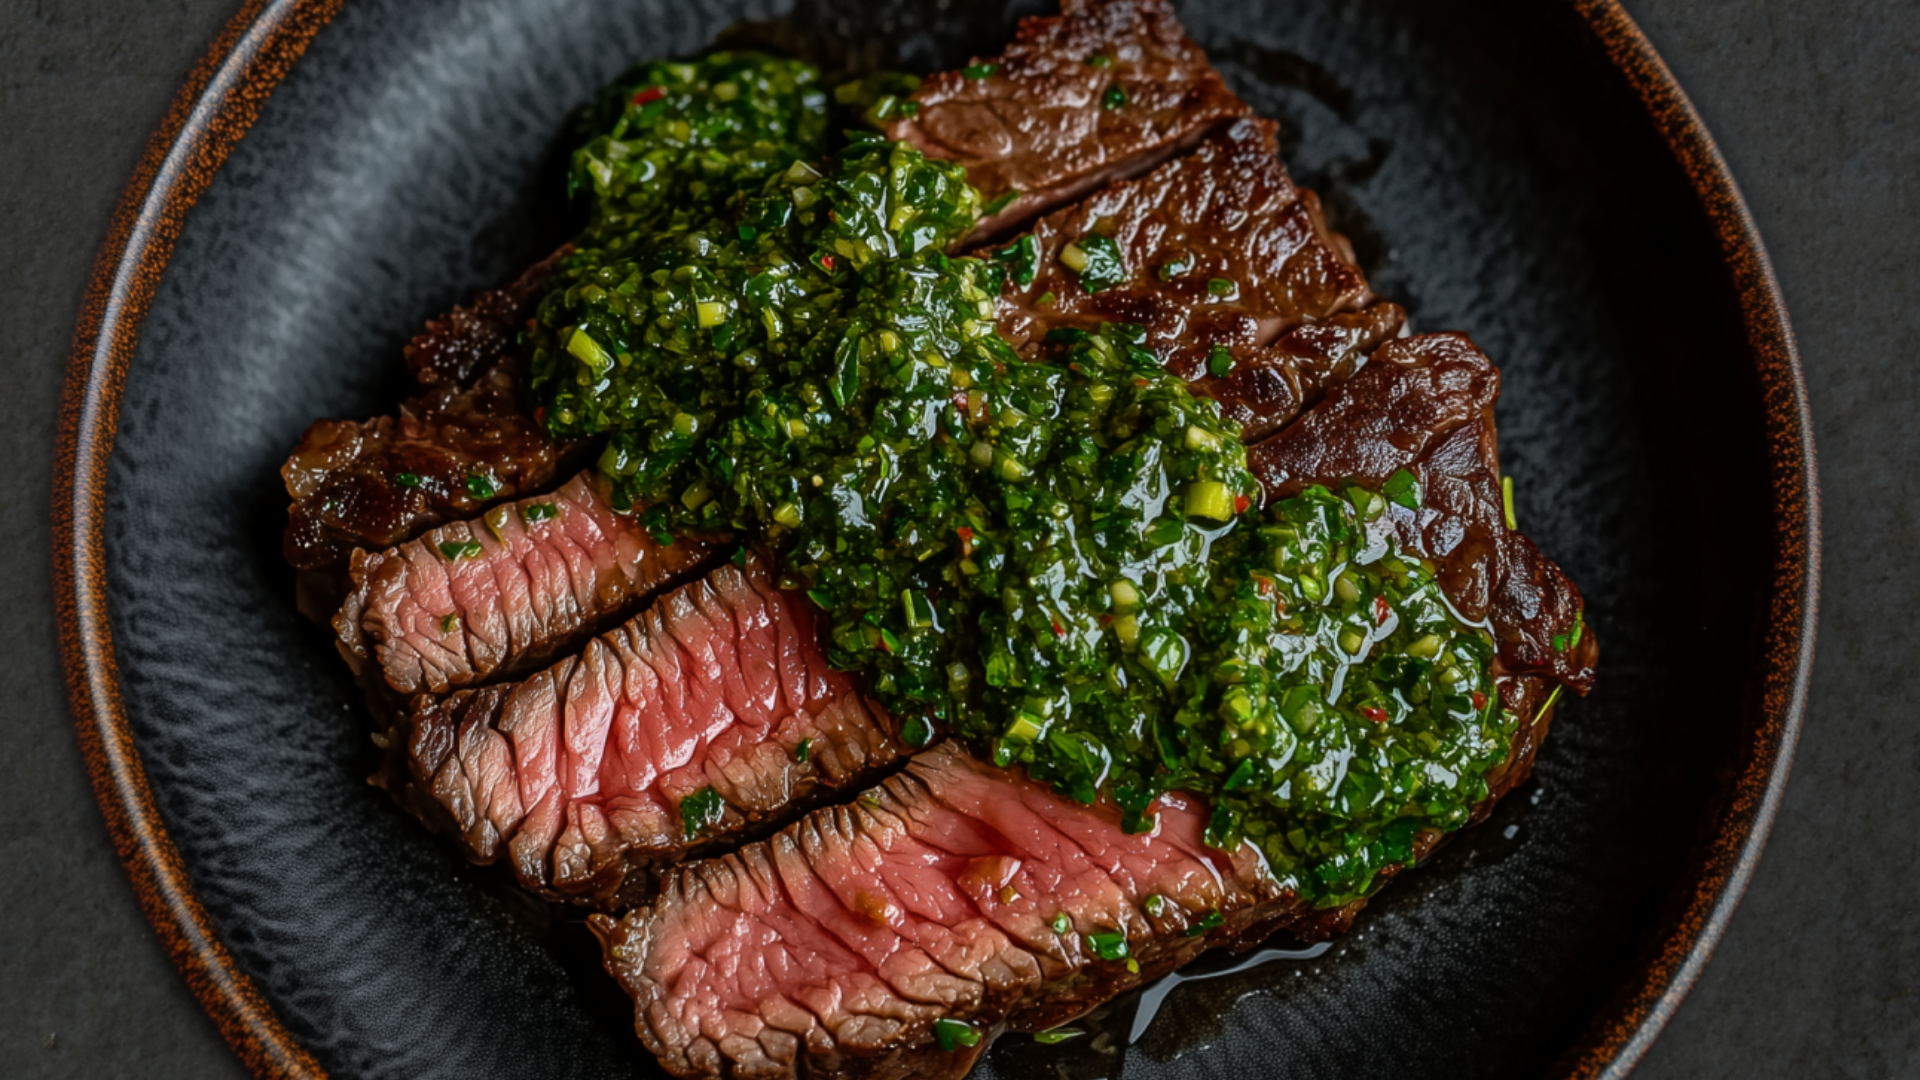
[886,0,1251,246]
[1248,332,1598,690]
[594,740,1394,1080]
[335,471,720,697]
[585,333,1596,1080]
[281,249,578,597]
[386,552,902,908]
[1204,304,1408,441]
[996,117,1397,418]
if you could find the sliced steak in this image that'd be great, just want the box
[387,552,902,908]
[282,249,578,597]
[405,246,570,388]
[887,0,1251,245]
[591,331,1593,1077]
[996,116,1395,391]
[1200,304,1407,441]
[335,471,719,697]
[1248,332,1597,691]
[594,740,1398,1080]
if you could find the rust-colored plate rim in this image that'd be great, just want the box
[52,1,343,1077]
[1550,3,1820,1076]
[49,1,1818,1078]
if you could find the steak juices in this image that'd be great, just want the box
[283,2,1596,1076]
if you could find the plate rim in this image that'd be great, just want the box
[49,2,1819,1077]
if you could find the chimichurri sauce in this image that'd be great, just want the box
[565,53,830,235]
[531,55,1513,906]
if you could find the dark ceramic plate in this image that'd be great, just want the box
[54,0,1817,1077]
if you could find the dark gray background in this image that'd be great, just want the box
[1,1,1912,1076]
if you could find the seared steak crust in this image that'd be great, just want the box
[280,249,576,582]
[387,553,901,908]
[997,118,1396,425]
[1198,303,1407,441]
[405,247,569,389]
[1248,332,1598,690]
[335,471,718,697]
[887,0,1251,245]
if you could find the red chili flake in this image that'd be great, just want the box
[1098,613,1114,626]
[819,253,838,271]
[1050,620,1066,638]
[956,525,975,556]
[1255,577,1273,597]
[1471,692,1488,712]
[525,318,538,331]
[631,86,665,106]
[533,406,547,426]
[1373,596,1392,624]
[956,526,974,541]
[1233,495,1251,514]
[1360,706,1389,724]
[826,209,837,221]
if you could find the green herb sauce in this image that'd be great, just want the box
[533,54,1514,907]
[567,53,831,236]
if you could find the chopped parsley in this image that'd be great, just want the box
[981,188,1021,216]
[1383,468,1422,510]
[1061,233,1125,293]
[902,714,935,748]
[679,786,725,839]
[933,1018,982,1052]
[1084,929,1130,961]
[1208,346,1235,378]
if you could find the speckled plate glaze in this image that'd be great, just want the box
[53,0,1817,1077]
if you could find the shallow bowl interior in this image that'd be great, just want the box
[71,0,1807,1076]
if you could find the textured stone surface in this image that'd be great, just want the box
[0,1,1908,1078]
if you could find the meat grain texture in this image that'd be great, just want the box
[596,742,1403,1080]
[336,471,717,697]
[389,553,901,908]
[996,117,1406,437]
[887,0,1251,245]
